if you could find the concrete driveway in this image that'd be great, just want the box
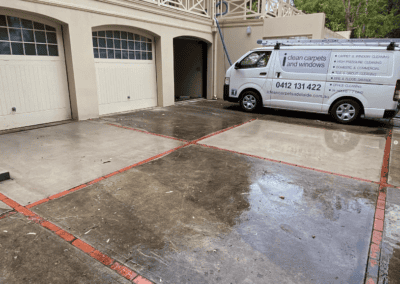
[0,99,398,284]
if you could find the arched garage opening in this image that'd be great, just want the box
[173,36,208,101]
[0,10,71,130]
[92,25,157,116]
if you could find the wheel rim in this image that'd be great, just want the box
[336,103,356,121]
[243,94,257,110]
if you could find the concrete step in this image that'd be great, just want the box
[0,169,10,182]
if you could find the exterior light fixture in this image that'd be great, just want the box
[246,26,251,35]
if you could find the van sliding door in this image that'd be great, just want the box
[270,49,331,112]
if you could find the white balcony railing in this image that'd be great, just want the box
[138,0,303,20]
[142,0,211,17]
[215,0,304,20]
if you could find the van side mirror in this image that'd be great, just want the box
[234,62,241,69]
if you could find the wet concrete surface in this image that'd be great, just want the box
[99,101,255,141]
[0,200,12,215]
[0,213,131,284]
[378,187,400,284]
[100,100,390,141]
[34,145,379,284]
[0,121,182,205]
[389,129,400,187]
[200,119,385,182]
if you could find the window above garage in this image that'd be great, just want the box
[0,15,59,56]
[92,31,153,60]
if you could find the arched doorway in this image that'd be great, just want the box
[173,37,208,101]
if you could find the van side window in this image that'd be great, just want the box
[240,51,271,69]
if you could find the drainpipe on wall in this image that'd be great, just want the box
[213,0,232,100]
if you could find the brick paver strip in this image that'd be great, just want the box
[41,221,61,232]
[133,275,154,284]
[49,191,70,200]
[110,262,137,281]
[2,198,20,209]
[72,239,95,254]
[90,250,114,266]
[15,206,35,217]
[26,198,50,209]
[55,230,75,242]
[365,130,393,284]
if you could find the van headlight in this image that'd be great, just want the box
[224,77,230,85]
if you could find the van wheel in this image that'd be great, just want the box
[240,91,260,112]
[331,99,360,124]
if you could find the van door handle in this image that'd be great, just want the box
[275,72,281,78]
[260,72,267,76]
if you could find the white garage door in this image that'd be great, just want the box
[0,14,71,130]
[93,30,157,115]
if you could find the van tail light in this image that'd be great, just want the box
[394,80,400,101]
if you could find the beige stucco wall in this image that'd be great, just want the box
[0,0,214,120]
[215,13,327,99]
[263,13,326,40]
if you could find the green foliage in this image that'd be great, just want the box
[293,0,400,38]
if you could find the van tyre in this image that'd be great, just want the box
[240,91,260,112]
[331,99,360,124]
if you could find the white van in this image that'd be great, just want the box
[223,39,400,124]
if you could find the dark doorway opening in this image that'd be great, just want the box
[173,37,208,101]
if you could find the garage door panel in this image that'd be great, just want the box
[93,30,157,116]
[0,13,71,131]
[0,60,70,118]
[0,107,71,130]
[96,62,157,115]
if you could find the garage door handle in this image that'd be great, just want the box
[260,72,267,76]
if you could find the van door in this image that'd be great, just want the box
[230,51,274,106]
[270,49,331,112]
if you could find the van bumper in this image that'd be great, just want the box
[223,85,239,103]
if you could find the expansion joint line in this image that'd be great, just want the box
[364,129,392,284]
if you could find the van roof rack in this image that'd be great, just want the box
[256,39,400,50]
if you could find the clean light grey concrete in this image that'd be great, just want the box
[200,119,385,182]
[0,121,183,205]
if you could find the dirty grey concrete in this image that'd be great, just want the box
[378,187,400,284]
[99,100,256,141]
[101,100,390,141]
[200,119,385,182]
[389,129,400,187]
[0,121,183,205]
[34,145,378,284]
[0,200,12,215]
[0,213,131,284]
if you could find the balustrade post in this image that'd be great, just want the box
[261,0,266,17]
[277,0,283,17]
